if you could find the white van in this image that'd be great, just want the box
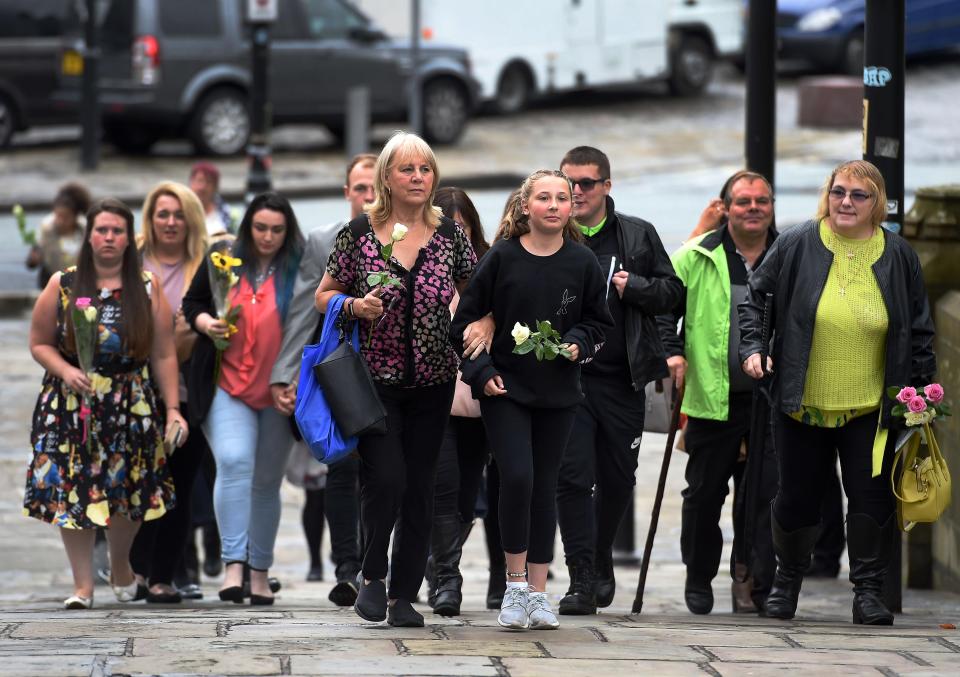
[353,0,744,112]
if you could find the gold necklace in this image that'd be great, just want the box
[827,225,874,297]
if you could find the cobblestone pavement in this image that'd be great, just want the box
[3,307,960,674]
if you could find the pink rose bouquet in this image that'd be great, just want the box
[888,384,951,427]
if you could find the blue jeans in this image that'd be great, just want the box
[202,388,293,570]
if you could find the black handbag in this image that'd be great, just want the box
[312,318,387,437]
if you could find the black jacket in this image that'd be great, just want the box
[738,220,936,427]
[181,256,219,428]
[606,197,684,390]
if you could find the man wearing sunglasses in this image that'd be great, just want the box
[555,146,683,615]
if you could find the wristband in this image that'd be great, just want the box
[346,298,356,318]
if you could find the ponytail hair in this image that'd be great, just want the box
[494,169,582,242]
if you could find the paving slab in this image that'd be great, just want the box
[288,655,498,675]
[706,646,921,668]
[501,657,706,677]
[709,662,878,676]
[107,652,282,676]
[132,636,400,657]
[0,655,104,677]
[402,638,545,657]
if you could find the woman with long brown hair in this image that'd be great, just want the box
[24,198,186,609]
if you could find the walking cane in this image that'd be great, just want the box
[732,292,774,581]
[632,380,685,614]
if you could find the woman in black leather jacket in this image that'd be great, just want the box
[739,160,935,626]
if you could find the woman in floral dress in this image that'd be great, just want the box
[24,197,186,609]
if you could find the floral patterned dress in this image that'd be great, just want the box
[23,269,175,529]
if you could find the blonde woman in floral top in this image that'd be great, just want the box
[315,132,476,627]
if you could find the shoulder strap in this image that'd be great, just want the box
[436,215,457,240]
[348,214,371,239]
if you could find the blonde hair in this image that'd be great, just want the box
[365,131,442,228]
[139,181,208,290]
[816,160,888,228]
[494,169,582,242]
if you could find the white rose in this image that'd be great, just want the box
[391,223,408,242]
[905,411,924,426]
[511,322,530,346]
[82,307,98,323]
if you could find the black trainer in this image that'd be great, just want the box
[354,578,388,622]
[387,599,424,627]
[558,563,597,615]
[684,574,714,615]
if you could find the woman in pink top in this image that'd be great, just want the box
[183,192,304,605]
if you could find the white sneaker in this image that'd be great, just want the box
[497,585,530,629]
[527,591,560,629]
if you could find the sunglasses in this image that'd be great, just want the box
[569,177,607,191]
[828,188,873,204]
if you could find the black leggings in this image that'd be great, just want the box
[434,416,488,521]
[774,411,895,531]
[357,380,454,601]
[131,402,210,585]
[480,397,576,563]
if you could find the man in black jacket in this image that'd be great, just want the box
[556,146,683,614]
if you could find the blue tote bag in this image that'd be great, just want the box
[294,294,357,464]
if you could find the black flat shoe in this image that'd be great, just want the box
[387,600,424,627]
[250,594,274,606]
[354,579,387,622]
[306,566,324,582]
[218,586,244,604]
[328,579,359,607]
[134,583,149,601]
[147,587,182,604]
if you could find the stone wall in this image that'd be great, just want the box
[933,291,960,592]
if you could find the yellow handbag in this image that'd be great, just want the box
[890,423,952,532]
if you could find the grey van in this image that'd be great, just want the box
[58,0,480,155]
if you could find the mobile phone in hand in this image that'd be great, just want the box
[164,420,183,454]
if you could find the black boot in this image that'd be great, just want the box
[764,512,819,620]
[594,550,616,608]
[486,562,506,610]
[558,561,598,615]
[847,513,895,626]
[431,515,472,617]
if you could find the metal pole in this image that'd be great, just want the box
[245,22,273,201]
[863,0,905,614]
[80,0,99,170]
[345,86,371,159]
[408,0,422,135]
[744,0,776,188]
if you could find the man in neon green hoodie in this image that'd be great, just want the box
[656,170,777,615]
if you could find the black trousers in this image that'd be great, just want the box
[325,454,361,579]
[813,461,847,568]
[357,380,454,601]
[131,402,211,585]
[774,411,895,531]
[556,375,645,566]
[681,391,776,594]
[480,397,576,563]
[434,416,488,521]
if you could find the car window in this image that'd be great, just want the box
[271,0,309,40]
[0,0,75,38]
[159,0,222,37]
[302,0,368,40]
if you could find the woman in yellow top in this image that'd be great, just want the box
[739,160,936,626]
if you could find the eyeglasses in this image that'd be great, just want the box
[569,177,607,191]
[828,188,873,204]
[155,210,186,222]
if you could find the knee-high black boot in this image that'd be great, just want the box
[764,511,819,620]
[432,516,473,617]
[847,512,895,625]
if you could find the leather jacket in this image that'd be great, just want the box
[608,197,684,390]
[738,220,936,427]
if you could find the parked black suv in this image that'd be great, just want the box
[58,0,480,155]
[0,0,80,147]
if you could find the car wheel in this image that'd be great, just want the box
[103,120,159,154]
[495,64,532,114]
[844,33,865,77]
[669,34,713,97]
[0,95,17,147]
[190,88,250,156]
[422,78,469,145]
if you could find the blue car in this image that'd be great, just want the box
[778,0,960,75]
